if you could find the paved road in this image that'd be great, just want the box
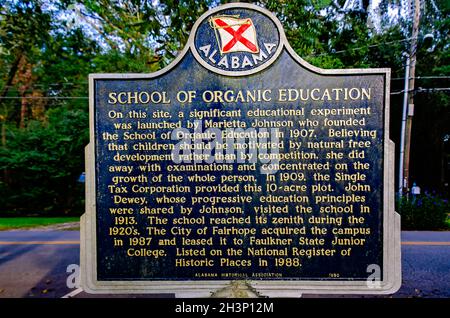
[0,231,79,298]
[396,232,450,298]
[0,230,449,298]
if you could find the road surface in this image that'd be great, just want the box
[0,230,449,298]
[0,231,79,298]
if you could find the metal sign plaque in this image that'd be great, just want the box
[81,3,401,297]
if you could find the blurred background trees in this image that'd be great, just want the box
[0,0,449,215]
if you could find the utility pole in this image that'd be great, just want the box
[401,0,421,195]
[398,57,410,196]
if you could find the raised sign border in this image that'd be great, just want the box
[81,2,401,297]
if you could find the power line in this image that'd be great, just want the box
[308,37,413,58]
[416,87,450,92]
[0,96,88,99]
[391,90,411,95]
[391,76,450,80]
[1,83,88,89]
[4,88,87,94]
[390,87,450,95]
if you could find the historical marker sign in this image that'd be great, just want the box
[81,3,401,297]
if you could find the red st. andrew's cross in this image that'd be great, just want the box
[214,18,258,53]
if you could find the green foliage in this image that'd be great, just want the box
[38,28,100,87]
[0,0,51,54]
[398,193,450,230]
[307,54,345,69]
[263,0,335,59]
[0,216,79,230]
[78,0,213,70]
[92,50,160,73]
[0,106,88,215]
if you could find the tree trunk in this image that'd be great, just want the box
[19,93,27,128]
[0,54,23,183]
[0,54,22,99]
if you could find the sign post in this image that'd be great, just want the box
[81,3,401,297]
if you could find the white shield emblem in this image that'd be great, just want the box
[210,16,259,54]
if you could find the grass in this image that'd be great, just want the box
[0,217,80,230]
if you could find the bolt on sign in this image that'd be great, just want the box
[81,3,401,297]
